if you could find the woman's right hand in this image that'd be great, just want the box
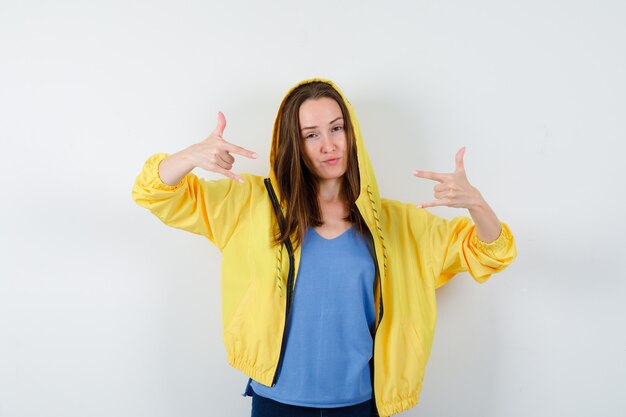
[159,112,258,186]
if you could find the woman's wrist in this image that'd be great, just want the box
[466,188,486,211]
[467,193,502,243]
[159,150,195,186]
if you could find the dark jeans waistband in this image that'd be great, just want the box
[251,390,373,417]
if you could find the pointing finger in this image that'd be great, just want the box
[455,147,466,172]
[413,170,446,183]
[417,199,450,209]
[224,141,258,159]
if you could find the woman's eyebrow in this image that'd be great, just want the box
[300,117,343,131]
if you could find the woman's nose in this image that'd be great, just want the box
[321,134,335,152]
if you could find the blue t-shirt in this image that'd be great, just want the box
[248,225,376,407]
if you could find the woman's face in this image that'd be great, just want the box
[298,97,348,181]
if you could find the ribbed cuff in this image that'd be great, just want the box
[471,222,512,258]
[146,153,186,190]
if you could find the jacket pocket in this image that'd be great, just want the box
[402,322,424,357]
[226,280,258,337]
[401,322,427,384]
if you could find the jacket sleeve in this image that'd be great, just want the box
[131,153,251,250]
[423,212,517,288]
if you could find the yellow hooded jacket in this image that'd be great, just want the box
[132,78,517,416]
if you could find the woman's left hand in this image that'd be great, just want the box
[414,147,503,242]
[413,147,484,210]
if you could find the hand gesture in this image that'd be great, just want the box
[183,111,257,183]
[413,147,483,209]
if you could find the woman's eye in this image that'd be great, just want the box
[304,133,318,140]
[332,125,344,132]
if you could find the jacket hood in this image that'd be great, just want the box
[265,79,390,355]
[268,78,381,211]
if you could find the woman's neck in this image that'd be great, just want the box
[317,178,343,204]
[316,179,351,233]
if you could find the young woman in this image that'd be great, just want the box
[132,78,517,417]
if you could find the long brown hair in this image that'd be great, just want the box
[273,81,368,249]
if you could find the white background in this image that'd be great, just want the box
[1,1,624,416]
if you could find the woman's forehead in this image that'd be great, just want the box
[298,97,343,126]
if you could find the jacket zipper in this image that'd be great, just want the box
[264,178,296,387]
[365,229,384,332]
[371,269,384,416]
[369,230,384,417]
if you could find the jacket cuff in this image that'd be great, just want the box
[145,153,186,191]
[471,222,514,259]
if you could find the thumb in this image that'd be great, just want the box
[455,146,466,172]
[213,111,227,138]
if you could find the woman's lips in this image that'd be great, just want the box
[323,157,340,165]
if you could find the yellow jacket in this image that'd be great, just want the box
[132,78,517,416]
